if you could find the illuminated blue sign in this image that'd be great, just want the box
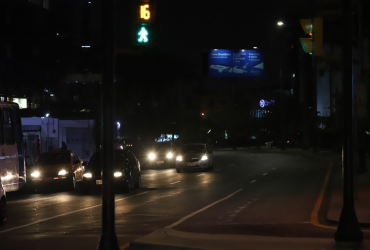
[209,49,264,77]
[259,99,275,108]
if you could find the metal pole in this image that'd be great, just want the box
[280,57,285,150]
[335,0,363,247]
[232,78,236,150]
[97,0,119,248]
[312,55,317,153]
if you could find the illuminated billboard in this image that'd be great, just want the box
[209,49,264,77]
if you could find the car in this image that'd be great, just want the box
[0,178,6,224]
[82,149,141,193]
[29,150,84,190]
[144,142,177,168]
[175,143,214,173]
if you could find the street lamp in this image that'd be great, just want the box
[277,21,284,26]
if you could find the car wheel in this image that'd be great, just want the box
[123,179,131,193]
[0,197,6,224]
[134,174,141,189]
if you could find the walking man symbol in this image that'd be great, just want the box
[138,27,148,43]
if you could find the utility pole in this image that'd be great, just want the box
[335,0,363,247]
[97,0,119,249]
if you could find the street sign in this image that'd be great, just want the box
[208,49,264,77]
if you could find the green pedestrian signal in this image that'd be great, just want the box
[138,27,149,43]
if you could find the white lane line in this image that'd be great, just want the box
[197,174,204,177]
[0,192,148,234]
[170,181,181,185]
[165,188,243,229]
[8,194,69,204]
[262,173,268,176]
[272,168,276,170]
[202,181,207,183]
[215,169,221,171]
[250,180,257,183]
[230,164,235,166]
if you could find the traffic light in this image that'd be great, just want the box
[300,18,323,56]
[134,0,156,45]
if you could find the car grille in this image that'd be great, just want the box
[184,158,200,162]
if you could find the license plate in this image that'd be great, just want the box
[44,177,52,182]
[157,161,164,164]
[96,180,102,185]
[187,162,198,167]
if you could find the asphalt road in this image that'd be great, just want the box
[0,149,363,250]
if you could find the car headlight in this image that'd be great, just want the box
[167,152,173,158]
[31,171,40,177]
[84,173,92,178]
[114,172,122,177]
[149,153,155,160]
[58,170,67,175]
[201,155,208,161]
[176,156,182,161]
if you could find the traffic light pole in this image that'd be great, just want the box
[335,0,363,247]
[97,0,119,249]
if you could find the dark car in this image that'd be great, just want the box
[143,142,177,168]
[175,143,214,172]
[29,150,84,190]
[82,150,141,193]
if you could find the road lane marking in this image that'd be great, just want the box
[310,163,336,230]
[215,169,221,171]
[230,164,235,166]
[165,188,243,229]
[262,173,268,176]
[7,194,69,204]
[272,168,276,170]
[202,181,207,183]
[0,192,149,234]
[197,174,204,176]
[250,180,256,183]
[170,181,181,185]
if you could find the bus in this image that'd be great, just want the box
[0,102,26,192]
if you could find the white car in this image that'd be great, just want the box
[0,178,6,223]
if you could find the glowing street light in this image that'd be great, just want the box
[277,21,284,26]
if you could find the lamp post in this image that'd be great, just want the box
[277,21,285,150]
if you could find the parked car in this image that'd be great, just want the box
[82,149,141,193]
[29,150,84,190]
[175,143,214,172]
[0,178,6,223]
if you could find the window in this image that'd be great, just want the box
[3,109,15,145]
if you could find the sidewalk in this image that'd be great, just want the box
[129,148,370,250]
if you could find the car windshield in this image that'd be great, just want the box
[182,145,206,153]
[87,152,125,170]
[36,153,70,165]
